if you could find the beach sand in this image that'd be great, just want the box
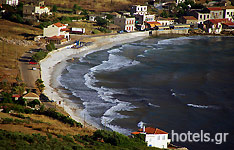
[40,31,149,130]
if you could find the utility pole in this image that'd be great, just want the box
[84,113,86,128]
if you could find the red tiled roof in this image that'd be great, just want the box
[47,35,65,40]
[53,22,66,27]
[146,21,161,25]
[208,18,230,24]
[207,7,222,11]
[138,127,168,134]
[183,16,197,20]
[222,22,234,26]
[12,94,21,98]
[60,28,70,32]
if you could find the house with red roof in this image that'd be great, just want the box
[179,16,198,24]
[222,6,234,21]
[43,22,70,44]
[203,18,231,34]
[132,127,171,148]
[206,7,223,19]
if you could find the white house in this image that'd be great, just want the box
[23,5,52,16]
[131,5,147,16]
[114,16,135,32]
[0,0,18,6]
[156,18,175,26]
[222,6,234,21]
[132,127,171,148]
[203,18,230,34]
[43,22,70,42]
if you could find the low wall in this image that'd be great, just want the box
[151,29,189,36]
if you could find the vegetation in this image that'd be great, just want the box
[35,79,45,93]
[95,16,108,27]
[0,129,159,150]
[32,50,48,62]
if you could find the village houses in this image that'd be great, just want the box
[222,6,234,21]
[0,0,18,6]
[203,18,231,34]
[132,127,171,148]
[114,16,135,32]
[23,0,52,20]
[43,22,70,44]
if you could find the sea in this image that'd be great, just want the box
[57,36,234,150]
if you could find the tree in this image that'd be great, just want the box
[35,79,45,93]
[73,4,81,12]
[52,5,57,12]
[160,10,168,18]
[95,16,108,27]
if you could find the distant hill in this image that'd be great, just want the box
[21,0,149,12]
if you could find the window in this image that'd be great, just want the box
[200,15,202,19]
[158,136,160,140]
[204,15,206,19]
[207,15,209,18]
[162,135,165,140]
[227,12,230,15]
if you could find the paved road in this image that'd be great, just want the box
[18,50,40,90]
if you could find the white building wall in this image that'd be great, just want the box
[145,134,169,148]
[35,6,50,15]
[43,25,60,37]
[224,9,234,21]
[131,5,147,15]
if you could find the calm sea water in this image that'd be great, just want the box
[58,36,234,149]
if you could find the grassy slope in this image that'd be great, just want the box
[22,0,148,12]
[0,19,42,81]
[0,111,94,136]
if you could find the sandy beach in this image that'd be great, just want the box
[40,31,149,129]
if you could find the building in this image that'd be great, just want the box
[0,0,18,6]
[132,127,171,148]
[23,92,39,101]
[135,14,155,24]
[207,7,223,19]
[203,18,230,34]
[222,22,234,31]
[156,18,175,26]
[191,10,210,24]
[114,16,135,32]
[131,5,147,16]
[222,6,234,21]
[43,22,70,43]
[88,14,106,22]
[179,16,198,24]
[145,21,161,30]
[23,5,51,16]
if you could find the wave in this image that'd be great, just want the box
[107,48,122,54]
[90,54,140,72]
[83,53,141,134]
[148,103,160,108]
[187,104,219,109]
[157,36,205,46]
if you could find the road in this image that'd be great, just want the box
[18,50,40,90]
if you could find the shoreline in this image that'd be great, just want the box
[40,31,150,130]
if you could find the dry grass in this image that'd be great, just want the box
[0,112,95,137]
[0,19,42,40]
[0,19,42,81]
[21,0,148,12]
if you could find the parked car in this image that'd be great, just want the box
[117,30,124,34]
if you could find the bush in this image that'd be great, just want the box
[99,27,111,33]
[28,99,40,108]
[32,50,48,62]
[95,16,108,26]
[92,29,100,34]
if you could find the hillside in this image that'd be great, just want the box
[21,0,149,12]
[0,19,43,83]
